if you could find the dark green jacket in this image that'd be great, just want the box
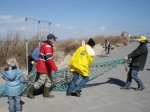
[128,42,148,71]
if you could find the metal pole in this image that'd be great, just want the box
[25,18,28,72]
[38,21,40,46]
[49,23,51,33]
[25,17,51,72]
[25,17,51,24]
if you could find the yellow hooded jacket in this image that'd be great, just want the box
[69,44,95,76]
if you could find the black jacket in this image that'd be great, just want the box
[128,42,148,71]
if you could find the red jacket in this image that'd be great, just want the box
[36,41,58,74]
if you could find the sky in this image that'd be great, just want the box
[0,0,150,40]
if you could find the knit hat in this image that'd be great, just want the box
[138,36,147,42]
[87,38,95,46]
[47,34,58,40]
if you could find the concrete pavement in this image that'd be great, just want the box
[0,42,150,112]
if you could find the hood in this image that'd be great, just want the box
[86,44,95,56]
[3,69,19,81]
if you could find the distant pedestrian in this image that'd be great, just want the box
[103,39,110,56]
[120,36,148,91]
[66,38,95,96]
[124,41,127,46]
[2,56,25,112]
[27,34,58,99]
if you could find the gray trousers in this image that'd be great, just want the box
[34,73,52,89]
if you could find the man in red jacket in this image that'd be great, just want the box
[27,34,58,99]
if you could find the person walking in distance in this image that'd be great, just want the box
[27,34,58,99]
[103,39,110,56]
[2,56,25,112]
[66,38,96,96]
[120,36,148,91]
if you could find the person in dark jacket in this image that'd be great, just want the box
[120,36,148,91]
[2,56,25,112]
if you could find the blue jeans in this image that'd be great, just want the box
[67,72,89,94]
[125,68,144,88]
[8,95,22,112]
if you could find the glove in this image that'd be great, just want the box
[31,61,34,65]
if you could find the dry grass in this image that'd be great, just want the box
[54,38,81,55]
[93,35,128,45]
[0,31,128,69]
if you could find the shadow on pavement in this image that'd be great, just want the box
[146,69,150,71]
[84,77,125,88]
[97,55,107,57]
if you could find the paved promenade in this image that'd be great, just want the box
[0,42,150,112]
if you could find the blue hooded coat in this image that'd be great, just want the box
[2,68,25,96]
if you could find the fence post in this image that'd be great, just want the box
[25,18,28,72]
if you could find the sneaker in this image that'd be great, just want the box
[135,87,145,91]
[73,90,81,96]
[120,86,130,90]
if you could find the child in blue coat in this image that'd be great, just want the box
[2,56,25,112]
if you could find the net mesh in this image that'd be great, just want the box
[0,58,129,97]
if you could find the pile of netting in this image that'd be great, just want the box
[0,58,128,97]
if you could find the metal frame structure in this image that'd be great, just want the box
[25,17,51,72]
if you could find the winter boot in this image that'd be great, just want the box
[27,85,36,99]
[43,86,54,98]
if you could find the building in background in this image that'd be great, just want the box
[121,31,131,43]
[121,31,131,39]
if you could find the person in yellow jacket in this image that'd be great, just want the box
[66,38,96,96]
